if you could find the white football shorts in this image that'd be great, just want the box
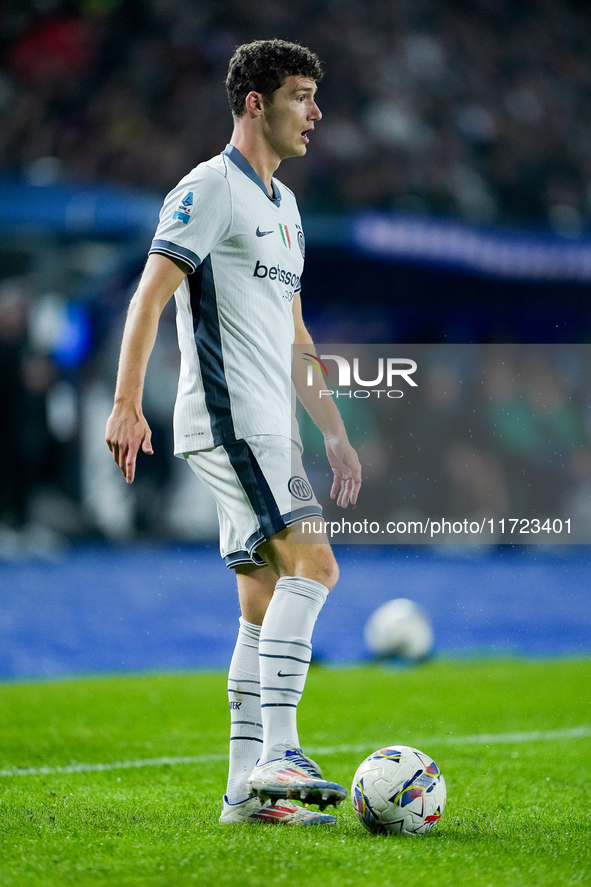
[184,434,323,568]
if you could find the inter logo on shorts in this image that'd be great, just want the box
[288,476,313,501]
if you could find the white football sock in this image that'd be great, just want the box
[226,618,262,804]
[258,576,328,764]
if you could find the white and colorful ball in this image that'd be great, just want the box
[351,745,446,836]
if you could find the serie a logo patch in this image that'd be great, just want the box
[173,191,193,224]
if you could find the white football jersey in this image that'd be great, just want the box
[149,145,305,454]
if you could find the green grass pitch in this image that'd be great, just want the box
[1,659,589,886]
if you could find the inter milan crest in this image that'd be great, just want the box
[296,225,305,258]
[288,476,313,500]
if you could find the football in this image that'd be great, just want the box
[351,745,446,835]
[363,598,434,660]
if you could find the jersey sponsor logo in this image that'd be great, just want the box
[253,260,300,289]
[173,191,193,224]
[288,476,313,501]
[256,226,274,237]
[279,223,291,248]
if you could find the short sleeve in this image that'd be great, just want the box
[149,162,231,273]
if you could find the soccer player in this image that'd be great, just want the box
[106,39,361,826]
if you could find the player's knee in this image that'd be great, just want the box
[310,549,339,590]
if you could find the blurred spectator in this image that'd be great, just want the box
[8,10,98,91]
[0,279,30,529]
[0,277,86,554]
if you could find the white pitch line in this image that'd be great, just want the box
[1,725,589,778]
[0,754,228,778]
[310,725,591,757]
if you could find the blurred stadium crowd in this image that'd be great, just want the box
[2,0,591,553]
[1,0,591,230]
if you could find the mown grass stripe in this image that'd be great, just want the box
[1,725,589,778]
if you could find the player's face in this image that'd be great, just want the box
[262,75,322,159]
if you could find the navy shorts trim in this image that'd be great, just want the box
[223,504,324,570]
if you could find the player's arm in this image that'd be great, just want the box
[292,292,361,508]
[105,253,188,483]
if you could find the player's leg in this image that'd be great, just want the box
[224,562,275,807]
[221,561,337,825]
[184,442,344,811]
[254,532,337,764]
[245,528,347,809]
[235,561,276,625]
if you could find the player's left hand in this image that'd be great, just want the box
[324,434,362,508]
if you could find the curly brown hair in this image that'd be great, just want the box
[226,39,323,119]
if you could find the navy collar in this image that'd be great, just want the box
[222,144,282,206]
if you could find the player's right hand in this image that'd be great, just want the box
[105,403,153,484]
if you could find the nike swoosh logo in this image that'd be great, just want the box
[277,670,305,677]
[256,227,274,237]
